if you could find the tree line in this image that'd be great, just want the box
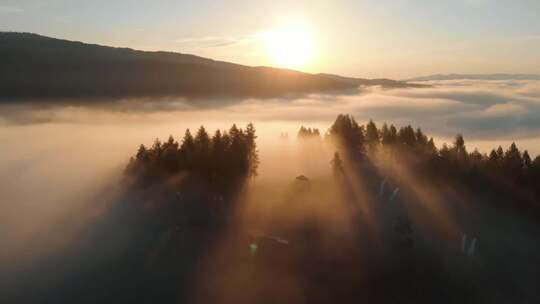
[326,114,540,210]
[297,126,321,139]
[125,123,259,195]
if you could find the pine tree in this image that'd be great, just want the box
[398,125,416,146]
[381,123,391,145]
[195,126,211,154]
[504,143,523,180]
[470,149,483,167]
[439,144,451,161]
[452,134,468,165]
[229,124,248,176]
[328,114,366,161]
[496,146,504,160]
[210,130,224,181]
[427,137,437,155]
[136,144,149,161]
[488,149,498,163]
[245,122,259,178]
[163,135,177,150]
[181,129,195,169]
[415,128,428,147]
[181,129,195,151]
[523,150,532,169]
[152,138,162,155]
[162,135,179,173]
[389,125,398,145]
[212,130,223,154]
[194,126,211,175]
[365,119,380,153]
[222,131,231,151]
[298,126,307,138]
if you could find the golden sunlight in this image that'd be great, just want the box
[264,22,314,70]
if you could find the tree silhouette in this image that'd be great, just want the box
[327,114,365,162]
[365,119,380,154]
[523,150,532,169]
[397,125,416,147]
[415,128,428,147]
[298,126,321,139]
[245,123,260,178]
[380,123,392,146]
[181,129,195,170]
[389,125,398,145]
[504,142,523,182]
[125,123,259,196]
[322,115,540,217]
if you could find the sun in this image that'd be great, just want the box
[264,23,314,70]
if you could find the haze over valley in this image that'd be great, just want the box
[2,1,540,302]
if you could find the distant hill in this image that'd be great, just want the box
[317,73,418,88]
[0,32,418,102]
[407,73,540,82]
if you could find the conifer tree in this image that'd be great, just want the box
[452,134,468,165]
[415,128,428,147]
[389,125,398,144]
[245,123,259,178]
[504,143,523,180]
[365,119,380,153]
[381,123,391,145]
[523,150,532,169]
[328,114,366,161]
[427,138,437,155]
[181,129,195,168]
[136,144,149,161]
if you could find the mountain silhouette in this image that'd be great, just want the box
[406,73,540,82]
[0,32,419,102]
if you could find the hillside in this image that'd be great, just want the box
[0,33,416,102]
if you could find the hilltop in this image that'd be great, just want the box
[0,32,418,102]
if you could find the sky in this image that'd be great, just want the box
[1,0,540,79]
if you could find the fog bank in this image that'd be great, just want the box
[2,79,540,266]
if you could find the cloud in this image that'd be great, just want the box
[2,80,540,141]
[482,102,527,117]
[4,79,540,268]
[0,5,23,14]
[175,33,261,49]
[207,80,540,140]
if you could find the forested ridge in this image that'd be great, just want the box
[124,114,540,220]
[124,123,259,213]
[126,124,259,181]
[0,32,418,101]
[326,114,540,216]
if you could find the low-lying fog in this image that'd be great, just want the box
[2,79,540,266]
